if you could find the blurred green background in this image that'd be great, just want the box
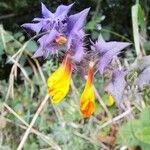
[1,0,150,150]
[0,0,147,36]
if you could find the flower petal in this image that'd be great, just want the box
[41,2,54,18]
[72,37,85,62]
[137,66,150,88]
[33,47,43,57]
[107,95,115,106]
[38,29,60,47]
[105,69,127,107]
[33,29,61,57]
[55,3,74,17]
[98,42,130,74]
[80,62,95,118]
[67,8,90,33]
[94,35,131,54]
[66,12,87,62]
[21,22,43,34]
[47,55,72,104]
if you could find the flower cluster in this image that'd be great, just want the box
[23,3,131,118]
[22,3,89,61]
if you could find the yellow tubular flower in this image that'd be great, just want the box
[80,62,95,118]
[107,95,115,107]
[47,54,72,104]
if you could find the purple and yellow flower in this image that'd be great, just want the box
[105,69,127,107]
[22,3,90,61]
[80,62,95,118]
[47,54,72,104]
[92,35,130,74]
[33,29,67,57]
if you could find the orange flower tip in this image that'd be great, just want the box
[82,110,94,118]
[82,114,92,118]
[55,36,67,45]
[80,101,95,118]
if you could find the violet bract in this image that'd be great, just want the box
[105,69,127,107]
[22,3,90,61]
[92,35,131,74]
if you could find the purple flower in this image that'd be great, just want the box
[22,3,89,61]
[92,35,131,74]
[22,3,74,34]
[67,8,90,61]
[136,66,150,88]
[33,29,65,57]
[105,69,127,107]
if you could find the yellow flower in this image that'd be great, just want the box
[80,62,95,118]
[107,95,115,107]
[47,54,72,104]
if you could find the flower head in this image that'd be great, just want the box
[22,3,74,34]
[47,54,72,104]
[33,29,66,57]
[105,69,127,107]
[22,3,90,61]
[80,62,95,118]
[92,35,130,74]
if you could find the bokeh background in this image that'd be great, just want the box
[0,0,150,150]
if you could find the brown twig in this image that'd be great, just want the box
[0,13,16,20]
[93,86,112,119]
[97,108,132,130]
[17,94,49,150]
[3,103,61,149]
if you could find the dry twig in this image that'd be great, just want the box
[17,94,49,150]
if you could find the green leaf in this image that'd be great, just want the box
[138,4,147,39]
[86,17,101,30]
[117,108,150,148]
[0,44,4,55]
[132,3,147,56]
[140,108,150,126]
[135,127,150,144]
[132,4,141,57]
[144,41,150,52]
[24,143,38,150]
[26,41,38,52]
[14,32,23,39]
[117,120,141,145]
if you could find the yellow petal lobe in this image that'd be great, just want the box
[80,62,95,118]
[107,95,115,106]
[47,54,72,104]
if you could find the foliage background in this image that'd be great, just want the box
[0,0,150,150]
